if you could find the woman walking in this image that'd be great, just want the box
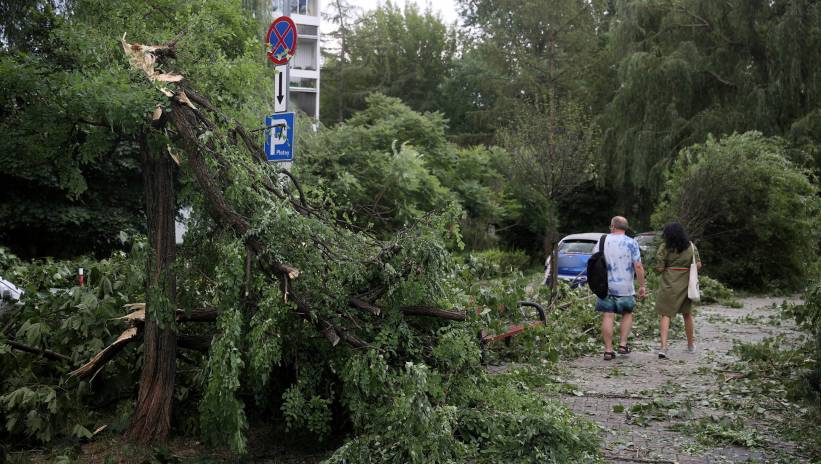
[654,223,701,359]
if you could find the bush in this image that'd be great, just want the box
[699,275,742,308]
[0,242,146,446]
[327,337,599,464]
[653,132,821,290]
[460,249,531,280]
[298,94,520,242]
[784,280,821,405]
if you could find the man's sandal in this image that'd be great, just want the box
[603,351,616,361]
[617,345,630,355]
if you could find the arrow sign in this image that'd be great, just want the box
[274,65,287,112]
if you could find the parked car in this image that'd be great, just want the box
[0,277,23,316]
[543,233,603,286]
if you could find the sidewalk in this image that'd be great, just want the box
[552,297,807,463]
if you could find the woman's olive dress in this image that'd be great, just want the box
[654,242,701,317]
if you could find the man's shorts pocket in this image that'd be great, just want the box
[595,295,636,314]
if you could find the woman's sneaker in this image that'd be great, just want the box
[686,344,696,353]
[658,349,667,359]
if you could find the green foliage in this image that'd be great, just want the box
[457,0,607,140]
[0,0,272,259]
[320,2,456,125]
[328,341,599,463]
[653,132,821,290]
[498,99,600,238]
[299,94,520,245]
[458,249,530,280]
[624,399,691,427]
[199,302,247,453]
[601,0,821,220]
[281,382,333,439]
[699,275,741,308]
[672,416,763,448]
[788,280,821,341]
[0,241,146,446]
[782,282,821,407]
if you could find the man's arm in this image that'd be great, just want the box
[635,261,646,299]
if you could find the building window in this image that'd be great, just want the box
[290,77,317,89]
[297,24,318,36]
[271,0,285,16]
[289,0,316,15]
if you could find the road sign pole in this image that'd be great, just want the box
[265,4,298,167]
[283,0,292,171]
[284,0,291,113]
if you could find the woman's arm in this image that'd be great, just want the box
[653,243,666,273]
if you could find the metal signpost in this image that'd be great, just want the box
[265,7,298,163]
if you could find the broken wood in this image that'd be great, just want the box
[114,306,218,325]
[401,306,466,321]
[70,327,142,380]
[350,297,381,316]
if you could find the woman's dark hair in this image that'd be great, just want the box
[662,222,690,253]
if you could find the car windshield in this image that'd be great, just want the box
[560,240,596,254]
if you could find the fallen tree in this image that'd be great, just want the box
[0,10,601,458]
[98,34,599,460]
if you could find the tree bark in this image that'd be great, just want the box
[546,30,560,303]
[401,306,467,321]
[127,134,177,444]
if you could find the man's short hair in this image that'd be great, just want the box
[610,216,629,231]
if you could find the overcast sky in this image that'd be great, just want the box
[323,0,462,26]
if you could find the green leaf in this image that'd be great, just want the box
[72,423,93,439]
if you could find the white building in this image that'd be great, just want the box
[272,0,320,120]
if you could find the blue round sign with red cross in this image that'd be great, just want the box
[267,16,298,65]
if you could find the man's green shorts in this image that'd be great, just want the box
[595,295,636,314]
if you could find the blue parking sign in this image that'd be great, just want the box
[264,112,294,162]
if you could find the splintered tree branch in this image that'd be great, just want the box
[70,327,142,380]
[72,328,215,379]
[350,297,381,316]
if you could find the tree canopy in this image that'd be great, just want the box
[653,131,820,290]
[320,2,457,125]
[600,0,821,220]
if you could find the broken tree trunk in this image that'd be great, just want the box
[127,134,178,444]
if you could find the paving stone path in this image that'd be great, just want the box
[551,297,807,464]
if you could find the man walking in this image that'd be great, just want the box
[595,216,646,361]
